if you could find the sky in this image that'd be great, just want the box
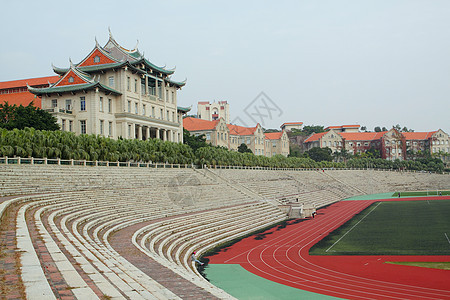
[1,0,449,133]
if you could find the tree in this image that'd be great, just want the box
[183,129,209,152]
[0,102,59,131]
[238,143,252,154]
[305,147,333,162]
[361,126,367,132]
[374,126,381,132]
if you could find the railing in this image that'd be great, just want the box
[44,108,72,114]
[0,157,447,174]
[0,157,195,169]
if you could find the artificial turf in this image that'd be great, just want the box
[310,200,450,255]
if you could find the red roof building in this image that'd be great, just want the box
[0,76,60,108]
[304,128,449,161]
[183,117,290,157]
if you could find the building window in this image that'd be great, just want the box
[94,56,100,63]
[65,99,72,111]
[80,97,86,111]
[166,90,169,102]
[143,104,146,116]
[68,76,74,83]
[172,112,175,122]
[152,106,155,118]
[128,101,131,113]
[108,121,112,136]
[166,110,169,120]
[99,97,103,112]
[206,133,211,140]
[134,79,138,92]
[69,120,73,132]
[160,109,163,119]
[128,124,132,137]
[108,99,112,113]
[80,120,86,134]
[127,77,130,91]
[108,76,114,87]
[135,103,138,114]
[51,99,57,108]
[61,119,66,131]
[172,91,175,103]
[100,120,104,135]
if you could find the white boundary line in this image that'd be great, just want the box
[326,202,382,252]
[445,233,450,245]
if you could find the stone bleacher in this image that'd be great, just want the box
[0,164,449,299]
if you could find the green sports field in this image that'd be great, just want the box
[310,200,450,256]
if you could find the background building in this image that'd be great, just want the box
[304,127,450,161]
[184,117,289,157]
[197,101,230,123]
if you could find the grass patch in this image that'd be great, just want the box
[310,200,450,256]
[386,261,450,270]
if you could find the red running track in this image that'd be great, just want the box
[209,197,450,300]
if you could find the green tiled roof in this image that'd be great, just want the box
[53,62,145,75]
[28,82,122,96]
[166,78,186,87]
[177,106,191,113]
[131,58,174,75]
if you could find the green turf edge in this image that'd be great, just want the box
[206,264,340,300]
[391,191,450,197]
[385,261,450,270]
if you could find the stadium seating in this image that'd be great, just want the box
[0,164,449,299]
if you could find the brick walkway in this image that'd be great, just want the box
[0,198,26,299]
[109,220,219,300]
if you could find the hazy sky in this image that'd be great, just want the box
[1,0,449,133]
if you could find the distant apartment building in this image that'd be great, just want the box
[183,117,289,157]
[324,125,360,133]
[280,122,303,132]
[197,101,230,124]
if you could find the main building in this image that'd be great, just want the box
[28,31,189,142]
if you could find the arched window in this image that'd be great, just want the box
[68,76,74,83]
[94,56,100,63]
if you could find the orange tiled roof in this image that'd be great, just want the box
[0,92,41,107]
[402,131,436,140]
[340,132,386,141]
[183,117,219,131]
[197,101,210,105]
[227,124,257,136]
[0,76,60,90]
[304,132,328,143]
[265,132,283,140]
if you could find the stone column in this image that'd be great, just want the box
[156,128,160,139]
[163,129,167,141]
[145,75,148,95]
[145,127,150,140]
[137,125,142,140]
